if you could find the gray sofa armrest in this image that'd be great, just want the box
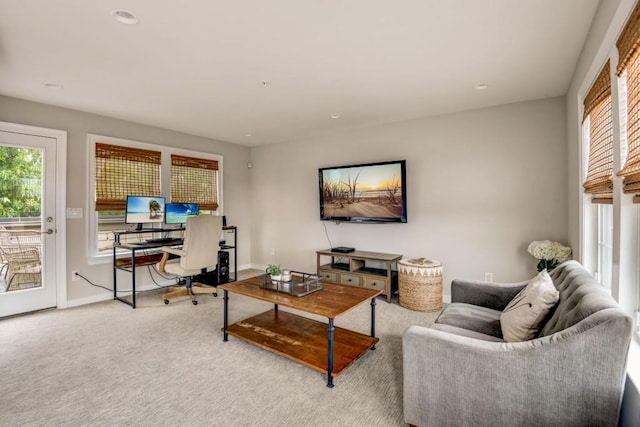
[451,279,528,311]
[402,309,633,427]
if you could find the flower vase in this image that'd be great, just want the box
[536,259,558,272]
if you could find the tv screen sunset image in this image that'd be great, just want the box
[321,162,404,220]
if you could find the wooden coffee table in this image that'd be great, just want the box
[219,276,381,387]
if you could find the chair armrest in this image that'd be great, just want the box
[161,246,185,256]
[157,252,169,272]
[157,247,185,273]
[402,312,632,426]
[451,279,528,310]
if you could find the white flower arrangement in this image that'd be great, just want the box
[527,240,572,271]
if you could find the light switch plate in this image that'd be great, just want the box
[66,208,83,219]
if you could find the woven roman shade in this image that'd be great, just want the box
[583,62,614,203]
[170,154,219,210]
[616,4,640,77]
[95,143,161,211]
[617,3,640,200]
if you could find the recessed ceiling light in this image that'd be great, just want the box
[330,114,341,119]
[474,84,489,90]
[44,82,63,89]
[245,134,252,137]
[260,80,270,86]
[111,9,139,25]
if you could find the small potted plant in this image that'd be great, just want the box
[267,264,292,283]
[266,264,283,283]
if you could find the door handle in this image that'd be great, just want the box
[41,229,54,235]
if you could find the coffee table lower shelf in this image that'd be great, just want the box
[225,309,379,379]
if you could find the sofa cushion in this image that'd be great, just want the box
[500,269,559,342]
[434,303,502,338]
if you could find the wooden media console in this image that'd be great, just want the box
[316,249,402,303]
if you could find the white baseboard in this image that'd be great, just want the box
[65,279,175,308]
[65,292,112,308]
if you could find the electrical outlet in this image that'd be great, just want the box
[484,272,493,282]
[72,270,80,281]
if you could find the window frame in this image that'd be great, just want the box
[86,134,223,263]
[596,203,614,289]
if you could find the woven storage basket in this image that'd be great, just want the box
[398,257,443,312]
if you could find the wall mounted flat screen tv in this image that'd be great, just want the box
[125,195,166,230]
[319,160,407,223]
[165,203,200,225]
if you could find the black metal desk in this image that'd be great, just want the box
[112,226,237,308]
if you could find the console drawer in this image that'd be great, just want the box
[318,269,338,283]
[339,273,362,287]
[363,277,387,292]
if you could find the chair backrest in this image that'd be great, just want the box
[14,231,41,253]
[179,215,223,271]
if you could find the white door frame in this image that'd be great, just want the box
[0,121,67,309]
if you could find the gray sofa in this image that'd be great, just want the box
[403,260,634,427]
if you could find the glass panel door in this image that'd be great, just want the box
[0,130,57,317]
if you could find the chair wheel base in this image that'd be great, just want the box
[164,299,169,305]
[213,292,218,297]
[192,300,198,305]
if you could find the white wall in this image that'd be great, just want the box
[0,95,252,305]
[250,97,568,298]
[2,92,568,303]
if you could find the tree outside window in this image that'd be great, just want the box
[0,146,42,219]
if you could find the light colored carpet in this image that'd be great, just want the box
[0,271,440,426]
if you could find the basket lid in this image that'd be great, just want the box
[399,257,441,268]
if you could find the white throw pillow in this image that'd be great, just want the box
[500,270,559,342]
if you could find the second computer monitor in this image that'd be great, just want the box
[165,203,200,225]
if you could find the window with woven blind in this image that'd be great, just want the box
[617,3,640,201]
[583,62,613,204]
[94,143,161,211]
[170,154,219,211]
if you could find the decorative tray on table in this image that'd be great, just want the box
[260,270,323,296]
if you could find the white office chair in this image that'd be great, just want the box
[157,214,223,305]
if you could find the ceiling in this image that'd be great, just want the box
[0,0,600,147]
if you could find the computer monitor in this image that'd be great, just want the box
[164,203,200,225]
[125,195,166,231]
